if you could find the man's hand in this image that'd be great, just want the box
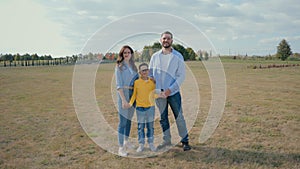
[158,92,167,98]
[164,89,171,97]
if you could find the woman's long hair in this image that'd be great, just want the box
[116,45,137,72]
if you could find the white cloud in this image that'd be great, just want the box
[260,36,300,44]
[77,10,88,15]
[1,0,299,56]
[0,0,74,57]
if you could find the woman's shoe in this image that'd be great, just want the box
[118,147,128,156]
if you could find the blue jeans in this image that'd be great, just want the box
[118,106,134,147]
[136,106,155,144]
[155,92,189,143]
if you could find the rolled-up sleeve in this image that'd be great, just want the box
[115,67,123,90]
[168,52,185,93]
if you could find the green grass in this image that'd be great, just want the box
[0,60,299,168]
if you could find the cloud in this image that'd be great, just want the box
[260,36,300,44]
[1,0,299,56]
[0,0,73,56]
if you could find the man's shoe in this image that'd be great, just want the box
[157,141,172,149]
[182,142,191,151]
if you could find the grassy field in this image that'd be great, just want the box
[0,59,299,169]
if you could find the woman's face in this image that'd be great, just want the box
[123,48,132,62]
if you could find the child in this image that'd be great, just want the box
[128,63,160,152]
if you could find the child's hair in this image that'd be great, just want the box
[139,62,148,70]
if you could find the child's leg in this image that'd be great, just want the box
[137,109,146,145]
[146,106,155,144]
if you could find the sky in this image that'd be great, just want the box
[0,0,299,57]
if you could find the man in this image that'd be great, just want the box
[149,31,191,151]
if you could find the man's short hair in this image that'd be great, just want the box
[161,31,173,39]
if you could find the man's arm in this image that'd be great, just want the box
[168,54,185,93]
[148,54,154,78]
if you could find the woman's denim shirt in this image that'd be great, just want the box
[115,63,138,100]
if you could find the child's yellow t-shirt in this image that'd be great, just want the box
[129,78,156,107]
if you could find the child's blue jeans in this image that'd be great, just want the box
[136,106,155,144]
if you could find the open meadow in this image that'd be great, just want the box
[0,59,299,169]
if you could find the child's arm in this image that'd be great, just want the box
[128,82,137,107]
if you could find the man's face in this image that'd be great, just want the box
[160,33,173,49]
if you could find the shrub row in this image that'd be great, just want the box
[248,64,300,69]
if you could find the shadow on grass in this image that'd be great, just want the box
[164,145,300,167]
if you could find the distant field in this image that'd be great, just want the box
[0,59,299,169]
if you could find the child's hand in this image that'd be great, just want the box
[124,103,131,109]
[122,101,131,109]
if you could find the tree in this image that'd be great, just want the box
[203,51,209,61]
[152,42,162,53]
[277,39,292,61]
[141,46,152,62]
[186,47,197,61]
[197,50,203,61]
[172,44,188,60]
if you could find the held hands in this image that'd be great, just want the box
[122,100,131,109]
[157,89,171,99]
[164,89,171,97]
[157,92,166,98]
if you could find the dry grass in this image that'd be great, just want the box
[0,60,299,169]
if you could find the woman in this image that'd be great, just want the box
[115,45,138,156]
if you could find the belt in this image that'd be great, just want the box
[123,86,133,89]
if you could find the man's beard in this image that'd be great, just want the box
[163,43,171,48]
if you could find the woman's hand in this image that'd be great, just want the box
[122,100,131,109]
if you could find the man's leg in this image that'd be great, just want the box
[156,98,172,149]
[168,92,191,151]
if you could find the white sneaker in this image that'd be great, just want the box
[149,143,156,152]
[118,147,128,157]
[124,140,135,150]
[136,144,144,152]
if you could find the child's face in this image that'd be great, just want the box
[139,65,149,78]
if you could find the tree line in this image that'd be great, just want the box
[138,42,209,62]
[231,39,299,61]
[0,43,206,67]
[0,39,296,67]
[84,42,208,62]
[0,53,79,67]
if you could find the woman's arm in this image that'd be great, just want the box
[117,88,130,109]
